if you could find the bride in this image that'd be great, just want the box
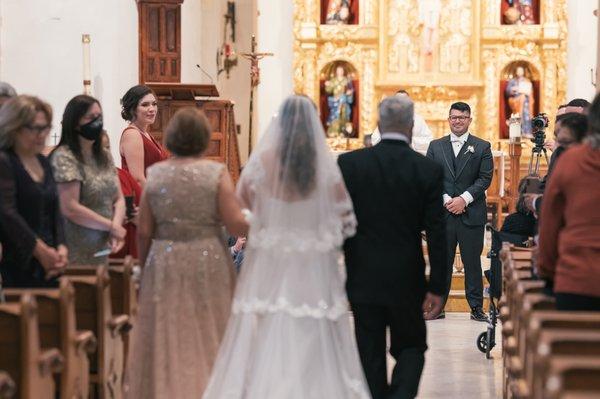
[203,95,370,398]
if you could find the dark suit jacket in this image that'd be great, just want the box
[338,139,447,305]
[0,150,65,287]
[426,134,493,226]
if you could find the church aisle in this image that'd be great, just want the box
[399,313,502,398]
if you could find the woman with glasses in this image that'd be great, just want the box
[0,95,68,287]
[50,95,126,266]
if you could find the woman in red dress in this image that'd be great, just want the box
[100,132,142,258]
[119,85,168,188]
[116,85,168,258]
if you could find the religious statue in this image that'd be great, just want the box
[518,0,536,24]
[505,65,535,136]
[503,0,537,25]
[418,0,442,72]
[325,0,351,25]
[324,65,355,138]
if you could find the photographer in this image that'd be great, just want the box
[501,101,589,237]
[524,112,589,216]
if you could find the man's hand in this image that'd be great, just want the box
[422,292,444,320]
[445,196,467,214]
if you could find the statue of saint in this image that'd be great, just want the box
[505,66,535,136]
[418,0,442,72]
[503,0,536,25]
[325,0,351,25]
[324,65,355,138]
[518,0,536,24]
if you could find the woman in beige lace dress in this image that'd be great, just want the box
[125,108,248,398]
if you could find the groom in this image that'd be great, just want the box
[338,95,448,399]
[426,102,493,321]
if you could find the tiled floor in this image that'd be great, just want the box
[385,312,503,399]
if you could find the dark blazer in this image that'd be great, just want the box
[338,139,448,305]
[426,134,493,226]
[0,150,65,287]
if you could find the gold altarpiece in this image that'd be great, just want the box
[293,0,568,153]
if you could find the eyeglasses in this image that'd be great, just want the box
[24,124,52,134]
[449,116,470,122]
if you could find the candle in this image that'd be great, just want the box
[82,34,91,94]
[508,113,521,140]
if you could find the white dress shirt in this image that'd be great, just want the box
[371,113,433,154]
[443,132,474,207]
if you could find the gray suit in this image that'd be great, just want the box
[426,134,493,309]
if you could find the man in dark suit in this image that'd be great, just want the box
[426,102,493,322]
[338,95,447,399]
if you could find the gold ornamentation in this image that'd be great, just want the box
[293,0,567,149]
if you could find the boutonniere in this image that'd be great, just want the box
[464,145,475,155]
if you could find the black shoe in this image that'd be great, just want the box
[470,307,488,322]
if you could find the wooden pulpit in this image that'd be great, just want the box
[146,83,242,182]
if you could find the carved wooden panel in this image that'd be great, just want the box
[138,0,183,83]
[149,99,241,182]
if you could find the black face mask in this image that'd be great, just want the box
[78,116,103,141]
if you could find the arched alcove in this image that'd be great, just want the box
[499,61,541,139]
[319,60,359,138]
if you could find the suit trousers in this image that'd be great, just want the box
[443,215,485,309]
[351,303,426,399]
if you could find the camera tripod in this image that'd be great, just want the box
[528,144,549,176]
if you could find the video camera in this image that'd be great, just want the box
[525,112,550,184]
[531,113,549,150]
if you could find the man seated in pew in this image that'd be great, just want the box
[537,93,600,311]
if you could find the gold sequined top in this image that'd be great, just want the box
[50,146,118,265]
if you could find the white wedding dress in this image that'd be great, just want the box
[202,96,371,399]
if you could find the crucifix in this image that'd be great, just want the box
[240,35,273,153]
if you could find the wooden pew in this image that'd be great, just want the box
[505,293,556,397]
[0,295,63,399]
[65,266,131,399]
[543,357,600,399]
[530,330,600,399]
[510,312,600,399]
[64,256,138,318]
[500,252,537,358]
[65,257,138,365]
[0,371,16,399]
[3,279,96,399]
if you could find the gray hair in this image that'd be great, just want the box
[378,95,414,134]
[0,82,17,98]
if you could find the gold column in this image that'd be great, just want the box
[361,48,377,133]
[302,45,318,100]
[482,48,499,143]
[542,47,558,117]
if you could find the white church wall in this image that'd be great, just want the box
[182,0,205,83]
[217,0,255,165]
[255,0,294,147]
[0,0,138,163]
[566,0,597,102]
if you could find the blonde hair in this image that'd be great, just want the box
[0,95,52,150]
